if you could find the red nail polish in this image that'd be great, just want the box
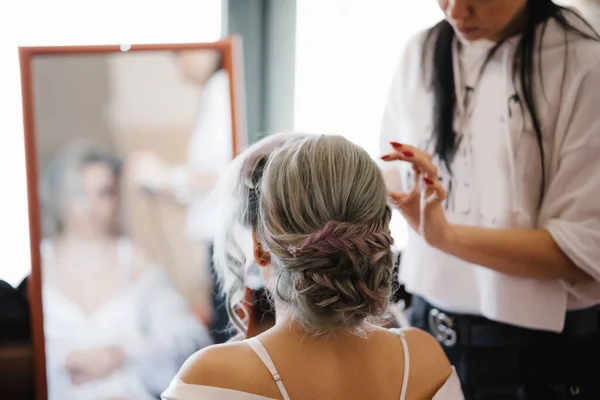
[390,142,403,148]
[423,177,434,185]
[402,151,414,157]
[380,155,391,160]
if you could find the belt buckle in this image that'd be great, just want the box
[428,308,458,347]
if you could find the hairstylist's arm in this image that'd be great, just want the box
[436,68,600,285]
[381,143,592,283]
[168,89,232,201]
[126,151,219,201]
[125,151,175,194]
[170,166,220,200]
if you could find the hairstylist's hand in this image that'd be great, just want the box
[381,142,453,248]
[125,151,174,194]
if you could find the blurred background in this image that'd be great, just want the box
[1,0,597,298]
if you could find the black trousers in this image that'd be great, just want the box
[409,296,600,400]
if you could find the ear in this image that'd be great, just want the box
[252,229,271,267]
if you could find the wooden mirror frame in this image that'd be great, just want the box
[18,37,252,400]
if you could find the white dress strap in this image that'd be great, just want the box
[390,329,410,400]
[246,337,291,400]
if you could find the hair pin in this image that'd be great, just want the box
[287,245,299,258]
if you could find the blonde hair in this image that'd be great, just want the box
[211,133,393,336]
[258,135,393,333]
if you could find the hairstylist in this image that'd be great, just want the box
[380,1,600,398]
[127,50,232,343]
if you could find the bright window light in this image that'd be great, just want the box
[294,0,443,249]
[0,0,222,287]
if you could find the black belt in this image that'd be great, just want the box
[410,296,600,347]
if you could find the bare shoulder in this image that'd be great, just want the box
[401,327,452,372]
[177,342,267,392]
[397,328,453,398]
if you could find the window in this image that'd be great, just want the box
[294,0,443,249]
[0,0,222,286]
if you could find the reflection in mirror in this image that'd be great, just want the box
[31,47,235,399]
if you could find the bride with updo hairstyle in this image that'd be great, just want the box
[162,133,464,400]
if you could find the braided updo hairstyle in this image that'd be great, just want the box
[257,135,394,333]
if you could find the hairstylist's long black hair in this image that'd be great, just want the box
[423,0,599,206]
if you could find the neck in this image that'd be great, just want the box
[269,306,374,341]
[58,230,112,246]
[487,6,529,42]
[272,309,298,331]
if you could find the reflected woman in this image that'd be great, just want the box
[40,141,212,400]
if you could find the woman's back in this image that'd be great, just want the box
[163,327,461,400]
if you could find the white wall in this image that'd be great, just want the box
[32,55,113,168]
[293,0,443,249]
[107,52,204,131]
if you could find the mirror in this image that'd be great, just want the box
[19,39,247,400]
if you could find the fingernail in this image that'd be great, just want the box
[402,151,414,157]
[423,177,434,185]
[390,142,403,148]
[380,155,391,160]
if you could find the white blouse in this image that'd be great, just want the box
[177,69,233,243]
[380,17,600,331]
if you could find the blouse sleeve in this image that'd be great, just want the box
[171,70,233,203]
[539,64,600,301]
